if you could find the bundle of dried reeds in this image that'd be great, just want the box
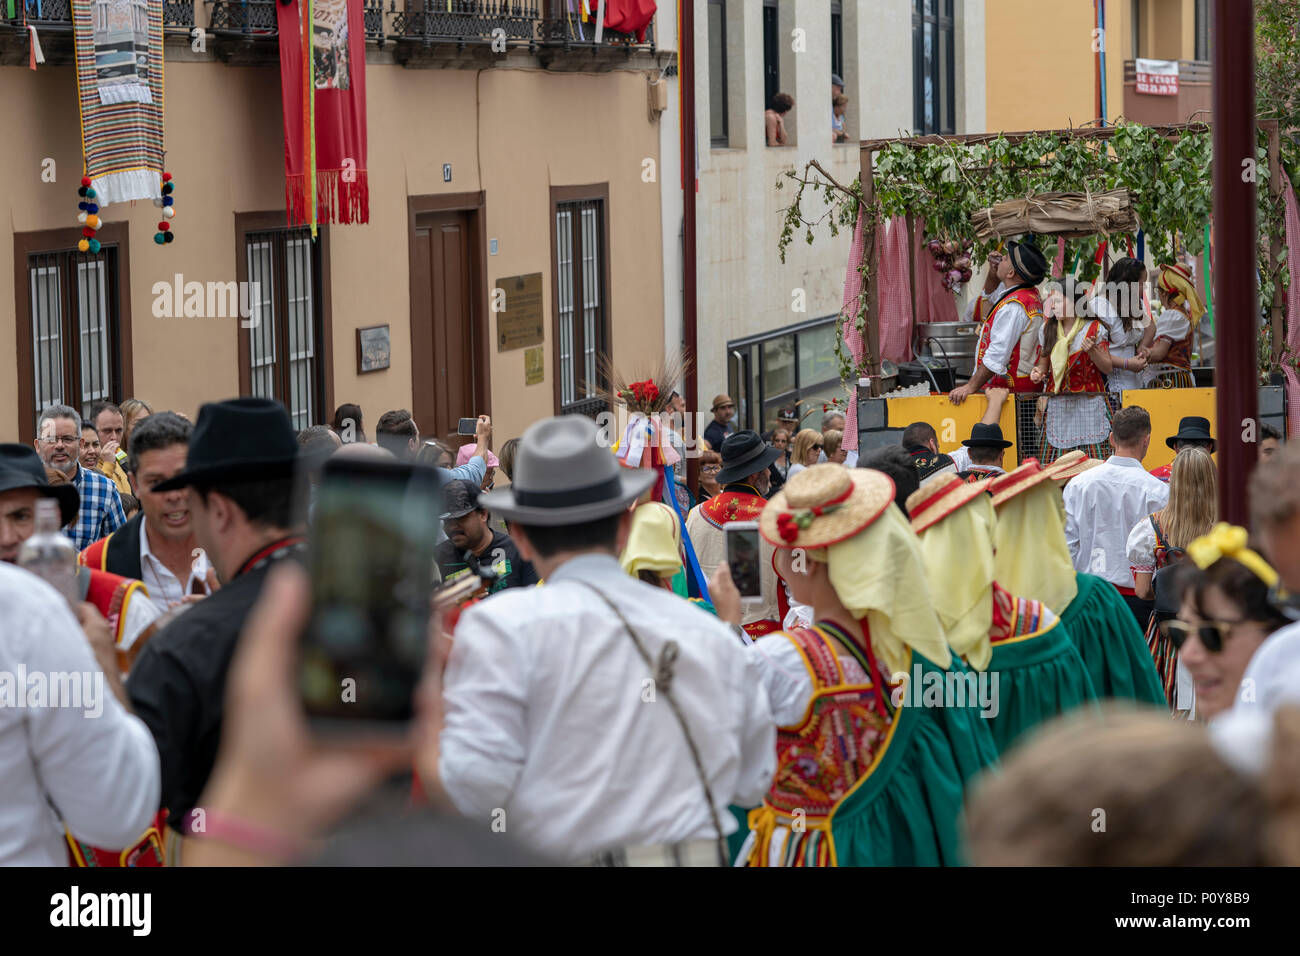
[971,188,1138,241]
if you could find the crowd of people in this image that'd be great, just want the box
[3,371,1299,868]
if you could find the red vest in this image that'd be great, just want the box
[976,287,1043,392]
[1046,319,1108,394]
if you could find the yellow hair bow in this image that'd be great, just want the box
[1187,523,1278,588]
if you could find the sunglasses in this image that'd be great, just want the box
[812,444,823,451]
[1159,618,1251,654]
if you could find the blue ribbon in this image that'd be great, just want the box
[1136,229,1144,263]
[662,463,710,601]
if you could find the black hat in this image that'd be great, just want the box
[0,444,80,526]
[440,479,482,520]
[716,430,783,485]
[962,423,1013,449]
[1166,416,1216,453]
[152,397,299,492]
[776,406,800,423]
[1007,239,1048,285]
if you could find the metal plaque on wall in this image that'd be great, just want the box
[495,273,545,352]
[524,346,544,386]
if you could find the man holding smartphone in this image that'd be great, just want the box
[427,416,775,865]
[436,479,537,593]
[685,431,784,636]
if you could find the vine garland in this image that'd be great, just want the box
[777,121,1293,385]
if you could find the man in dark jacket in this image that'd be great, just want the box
[127,398,305,836]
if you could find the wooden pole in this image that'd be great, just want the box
[680,0,698,491]
[1211,0,1257,525]
[860,145,881,398]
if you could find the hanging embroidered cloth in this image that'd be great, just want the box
[276,0,370,232]
[71,0,164,206]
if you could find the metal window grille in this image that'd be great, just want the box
[554,198,605,412]
[708,0,728,147]
[244,228,323,431]
[762,0,778,110]
[830,1,843,83]
[912,0,955,135]
[1013,392,1122,466]
[27,247,121,421]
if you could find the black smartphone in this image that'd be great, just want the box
[299,457,438,734]
[457,417,479,436]
[725,521,763,600]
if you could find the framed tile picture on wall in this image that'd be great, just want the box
[357,324,390,373]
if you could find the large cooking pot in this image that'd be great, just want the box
[916,321,979,377]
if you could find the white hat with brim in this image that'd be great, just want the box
[479,416,655,527]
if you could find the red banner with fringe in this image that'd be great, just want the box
[276,0,369,227]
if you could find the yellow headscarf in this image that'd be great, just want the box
[1049,316,1086,394]
[993,481,1078,614]
[914,493,996,671]
[1157,263,1207,324]
[619,501,683,579]
[809,502,953,677]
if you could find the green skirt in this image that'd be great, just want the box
[1059,573,1166,706]
[984,619,1098,754]
[825,653,1000,867]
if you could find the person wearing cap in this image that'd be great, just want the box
[991,458,1165,704]
[435,479,536,594]
[957,423,1012,483]
[428,415,775,866]
[1149,415,1215,483]
[908,473,1096,752]
[684,430,784,636]
[1143,262,1205,389]
[776,405,802,433]
[740,465,997,866]
[126,398,307,842]
[949,238,1048,404]
[704,394,736,452]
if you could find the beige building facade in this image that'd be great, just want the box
[1,3,673,448]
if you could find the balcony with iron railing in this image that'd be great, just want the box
[1122,59,1213,125]
[0,0,195,63]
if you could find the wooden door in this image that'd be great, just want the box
[411,209,477,444]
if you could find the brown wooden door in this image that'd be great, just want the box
[411,209,477,444]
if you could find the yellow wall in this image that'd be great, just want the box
[886,393,1019,465]
[1122,386,1216,471]
[0,50,665,449]
[984,0,1198,132]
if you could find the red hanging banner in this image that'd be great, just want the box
[277,0,369,226]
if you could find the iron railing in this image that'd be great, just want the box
[207,0,277,36]
[540,0,653,49]
[393,0,539,47]
[1,0,194,32]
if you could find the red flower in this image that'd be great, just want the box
[776,513,799,544]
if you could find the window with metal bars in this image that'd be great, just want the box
[552,194,608,414]
[830,1,843,84]
[239,225,325,431]
[762,0,779,111]
[912,0,955,135]
[25,246,122,425]
[1194,0,1210,62]
[708,0,728,147]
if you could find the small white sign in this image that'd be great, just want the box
[1135,58,1179,96]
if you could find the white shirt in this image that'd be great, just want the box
[962,283,1003,324]
[1235,621,1300,715]
[1090,295,1147,391]
[139,522,211,612]
[948,446,971,473]
[0,563,160,865]
[980,298,1031,377]
[1063,455,1169,586]
[438,553,775,862]
[1142,308,1194,385]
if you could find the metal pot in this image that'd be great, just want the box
[917,321,979,377]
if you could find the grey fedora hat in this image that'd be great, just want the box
[479,416,654,527]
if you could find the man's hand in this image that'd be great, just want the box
[99,439,119,466]
[709,563,743,628]
[949,384,974,406]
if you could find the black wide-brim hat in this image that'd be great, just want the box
[152,397,299,492]
[1008,238,1048,285]
[716,430,783,485]
[1166,416,1216,452]
[962,423,1013,449]
[0,444,80,527]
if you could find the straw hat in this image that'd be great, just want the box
[1045,449,1102,484]
[989,458,1057,507]
[760,464,894,550]
[906,472,990,535]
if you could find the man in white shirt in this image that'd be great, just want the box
[0,562,160,864]
[430,416,775,865]
[1063,406,1169,627]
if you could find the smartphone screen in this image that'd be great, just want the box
[725,523,763,599]
[300,458,437,732]
[457,417,478,436]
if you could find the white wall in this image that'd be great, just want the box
[659,3,684,378]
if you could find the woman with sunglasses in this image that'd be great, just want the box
[786,428,824,480]
[1166,524,1292,721]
